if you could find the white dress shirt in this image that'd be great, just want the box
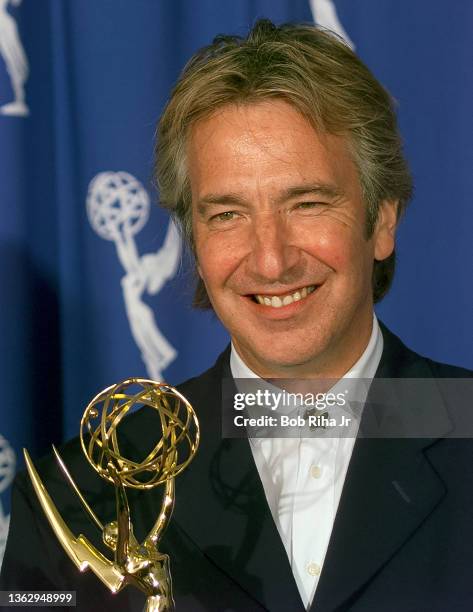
[230,315,383,609]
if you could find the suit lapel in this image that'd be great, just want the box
[311,324,448,611]
[310,437,446,611]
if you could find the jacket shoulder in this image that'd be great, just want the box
[378,321,473,379]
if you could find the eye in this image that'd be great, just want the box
[293,201,328,214]
[296,201,322,209]
[210,210,239,222]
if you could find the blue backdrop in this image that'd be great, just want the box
[0,0,471,564]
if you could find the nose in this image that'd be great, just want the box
[246,210,301,284]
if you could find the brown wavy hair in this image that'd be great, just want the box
[155,19,413,306]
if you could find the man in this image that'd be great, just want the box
[1,19,472,611]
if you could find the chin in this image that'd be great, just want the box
[238,336,330,376]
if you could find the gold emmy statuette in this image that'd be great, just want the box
[24,378,200,612]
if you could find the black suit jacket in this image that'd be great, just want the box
[1,324,473,611]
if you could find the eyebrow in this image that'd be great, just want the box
[196,182,344,214]
[278,183,344,202]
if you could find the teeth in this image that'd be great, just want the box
[255,285,316,308]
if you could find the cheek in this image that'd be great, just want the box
[298,223,362,270]
[300,222,374,291]
[195,233,243,288]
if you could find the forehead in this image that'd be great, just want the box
[186,99,361,200]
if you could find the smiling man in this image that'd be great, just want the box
[156,19,412,384]
[2,18,472,612]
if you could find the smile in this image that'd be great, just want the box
[253,285,316,308]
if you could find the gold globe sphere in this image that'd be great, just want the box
[80,378,199,490]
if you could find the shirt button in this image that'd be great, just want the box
[310,465,322,479]
[307,562,321,576]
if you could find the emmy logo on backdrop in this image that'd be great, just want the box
[0,434,15,568]
[0,0,29,116]
[24,379,200,612]
[86,172,181,381]
[309,0,354,49]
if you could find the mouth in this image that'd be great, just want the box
[250,285,317,308]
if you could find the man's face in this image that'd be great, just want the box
[188,100,396,377]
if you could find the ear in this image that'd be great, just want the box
[373,200,398,261]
